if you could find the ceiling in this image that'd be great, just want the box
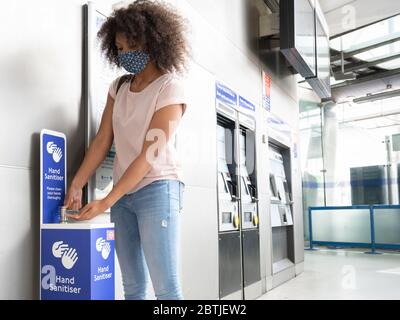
[319,0,400,38]
[257,0,400,103]
[317,0,400,103]
[328,12,400,102]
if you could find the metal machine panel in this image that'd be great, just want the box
[242,230,261,289]
[272,265,296,288]
[219,232,242,299]
[272,227,288,263]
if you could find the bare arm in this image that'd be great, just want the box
[72,94,115,188]
[69,103,184,219]
[104,104,184,207]
[64,94,115,209]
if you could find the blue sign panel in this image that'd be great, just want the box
[216,82,237,107]
[90,228,115,300]
[41,229,91,300]
[41,227,115,300]
[239,96,256,112]
[41,130,66,224]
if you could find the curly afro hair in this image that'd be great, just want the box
[97,0,190,74]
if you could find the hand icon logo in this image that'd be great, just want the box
[101,242,111,260]
[46,142,57,155]
[96,237,106,252]
[53,147,63,163]
[96,237,111,260]
[51,241,79,269]
[61,248,78,270]
[46,142,63,163]
[52,241,69,258]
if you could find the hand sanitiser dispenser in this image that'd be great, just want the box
[40,129,115,300]
[59,207,80,224]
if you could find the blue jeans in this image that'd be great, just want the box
[111,179,184,300]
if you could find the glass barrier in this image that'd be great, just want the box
[374,206,400,245]
[311,207,371,244]
[309,205,400,252]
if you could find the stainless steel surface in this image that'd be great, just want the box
[219,231,242,299]
[60,206,67,224]
[272,227,289,263]
[242,229,261,294]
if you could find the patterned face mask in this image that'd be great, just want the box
[118,51,150,74]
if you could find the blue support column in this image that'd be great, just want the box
[365,205,381,255]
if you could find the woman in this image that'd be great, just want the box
[64,0,190,300]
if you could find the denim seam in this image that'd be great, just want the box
[162,181,174,298]
[168,180,172,221]
[178,182,181,212]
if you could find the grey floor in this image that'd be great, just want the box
[258,248,400,300]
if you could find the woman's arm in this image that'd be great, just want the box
[64,94,115,209]
[70,103,184,220]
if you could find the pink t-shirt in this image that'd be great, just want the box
[108,73,187,194]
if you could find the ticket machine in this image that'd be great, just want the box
[238,116,261,300]
[216,104,261,300]
[216,110,242,300]
[269,143,295,275]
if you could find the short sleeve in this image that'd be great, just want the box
[155,77,187,114]
[108,77,121,100]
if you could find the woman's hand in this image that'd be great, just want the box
[64,183,83,211]
[67,200,109,221]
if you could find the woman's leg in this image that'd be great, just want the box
[133,180,184,300]
[111,195,150,300]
